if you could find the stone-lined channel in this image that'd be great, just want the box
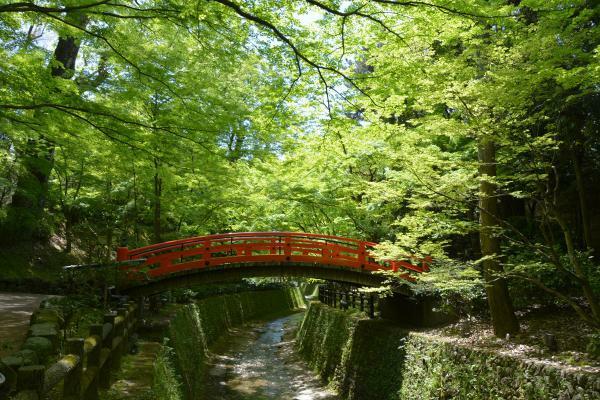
[202,312,338,400]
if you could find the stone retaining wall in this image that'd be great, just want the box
[296,302,600,400]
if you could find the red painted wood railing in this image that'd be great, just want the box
[116,232,430,280]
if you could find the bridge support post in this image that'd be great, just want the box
[333,290,337,308]
[136,296,145,320]
[369,294,375,318]
[341,291,349,310]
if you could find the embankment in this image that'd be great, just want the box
[156,288,305,400]
[296,302,600,400]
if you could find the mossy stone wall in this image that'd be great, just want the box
[163,288,304,399]
[296,302,600,400]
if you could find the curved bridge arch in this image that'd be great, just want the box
[116,232,430,296]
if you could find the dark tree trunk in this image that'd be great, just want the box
[571,146,593,251]
[478,138,520,337]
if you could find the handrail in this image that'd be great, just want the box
[116,231,430,281]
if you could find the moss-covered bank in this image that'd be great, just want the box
[158,288,304,400]
[296,302,600,400]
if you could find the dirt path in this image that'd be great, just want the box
[0,292,51,357]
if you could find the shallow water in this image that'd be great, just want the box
[203,312,338,400]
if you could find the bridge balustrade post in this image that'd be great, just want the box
[360,293,364,311]
[351,292,356,309]
[333,290,337,308]
[369,294,375,318]
[358,242,366,269]
[203,240,211,265]
[116,247,129,262]
[284,236,292,260]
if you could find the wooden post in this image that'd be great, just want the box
[117,307,128,356]
[360,293,365,311]
[369,294,375,318]
[17,365,45,396]
[86,325,103,400]
[64,338,84,399]
[99,313,116,389]
[103,313,117,345]
[112,320,124,371]
[88,326,102,367]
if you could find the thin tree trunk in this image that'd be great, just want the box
[571,147,593,250]
[65,212,73,253]
[132,160,140,244]
[554,213,600,324]
[478,138,520,337]
[153,158,162,243]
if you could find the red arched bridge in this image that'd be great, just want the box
[115,232,430,295]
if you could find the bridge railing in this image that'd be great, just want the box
[116,232,430,280]
[318,284,379,318]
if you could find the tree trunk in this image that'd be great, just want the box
[571,146,593,251]
[3,13,87,241]
[153,158,162,243]
[132,160,140,244]
[478,138,520,337]
[65,209,73,253]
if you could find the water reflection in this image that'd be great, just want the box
[204,313,338,400]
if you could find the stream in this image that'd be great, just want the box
[202,312,339,400]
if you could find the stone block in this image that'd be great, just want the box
[30,309,63,327]
[28,323,59,348]
[21,337,53,363]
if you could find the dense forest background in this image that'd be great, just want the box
[0,0,598,336]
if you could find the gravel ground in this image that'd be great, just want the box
[0,292,51,357]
